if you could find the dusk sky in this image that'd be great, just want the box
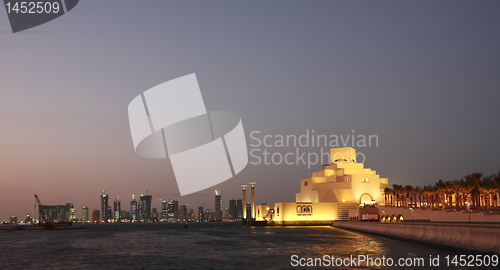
[1,0,499,221]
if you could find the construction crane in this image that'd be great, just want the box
[34,194,42,225]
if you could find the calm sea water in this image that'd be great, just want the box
[0,223,478,269]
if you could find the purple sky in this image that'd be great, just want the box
[1,1,499,221]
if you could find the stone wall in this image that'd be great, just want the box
[274,220,334,226]
[378,207,500,223]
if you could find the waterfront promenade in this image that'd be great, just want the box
[333,221,500,254]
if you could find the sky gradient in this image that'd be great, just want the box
[1,0,499,221]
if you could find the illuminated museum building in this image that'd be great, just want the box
[263,147,389,225]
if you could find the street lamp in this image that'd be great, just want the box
[409,208,414,221]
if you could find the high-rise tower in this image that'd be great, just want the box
[82,206,89,222]
[139,194,152,221]
[215,190,222,220]
[130,194,137,222]
[100,192,109,222]
[114,197,121,222]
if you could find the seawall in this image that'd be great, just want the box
[333,221,500,254]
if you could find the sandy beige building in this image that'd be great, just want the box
[268,147,389,225]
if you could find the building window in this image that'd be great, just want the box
[361,178,365,183]
[366,178,369,183]
[304,181,308,186]
[297,205,313,216]
[277,207,279,216]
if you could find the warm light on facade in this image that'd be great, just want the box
[273,147,389,225]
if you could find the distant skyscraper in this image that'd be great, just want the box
[138,198,145,221]
[39,204,73,222]
[120,210,130,220]
[166,200,178,222]
[92,209,100,223]
[10,216,17,224]
[82,206,89,222]
[161,200,168,221]
[215,190,222,220]
[64,203,75,221]
[198,206,203,222]
[236,199,243,219]
[179,205,187,221]
[152,208,158,222]
[70,206,75,220]
[206,209,214,221]
[107,206,112,222]
[246,202,251,219]
[130,194,137,222]
[229,199,237,220]
[114,197,121,222]
[139,194,152,221]
[100,192,109,222]
[172,200,178,212]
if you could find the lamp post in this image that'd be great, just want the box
[409,208,413,221]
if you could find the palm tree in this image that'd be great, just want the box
[430,185,438,209]
[392,184,403,207]
[481,175,496,212]
[444,181,454,211]
[414,186,423,208]
[422,185,430,209]
[453,180,463,211]
[436,180,446,210]
[493,171,500,210]
[387,171,500,213]
[469,173,484,212]
[460,176,474,212]
[424,185,438,210]
[384,187,393,207]
[403,185,414,208]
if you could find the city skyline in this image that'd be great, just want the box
[1,1,500,221]
[5,190,250,223]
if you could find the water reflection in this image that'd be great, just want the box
[0,223,472,269]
